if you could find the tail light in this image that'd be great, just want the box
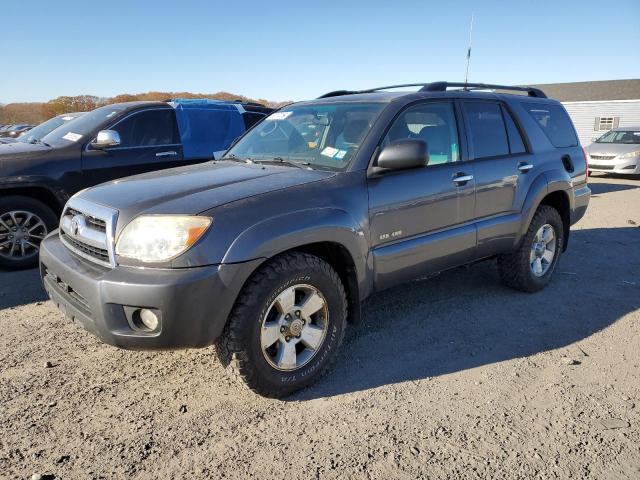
[582,147,589,183]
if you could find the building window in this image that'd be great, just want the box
[594,116,619,131]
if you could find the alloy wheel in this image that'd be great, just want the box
[260,284,329,371]
[0,210,48,261]
[530,223,557,277]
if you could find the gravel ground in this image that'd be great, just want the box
[1,175,639,480]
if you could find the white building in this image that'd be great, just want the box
[530,80,640,146]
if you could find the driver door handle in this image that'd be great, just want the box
[453,173,474,185]
[518,162,534,173]
[156,151,178,158]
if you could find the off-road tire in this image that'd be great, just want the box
[215,251,347,398]
[0,196,57,270]
[498,205,564,292]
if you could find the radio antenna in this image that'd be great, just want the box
[464,12,474,88]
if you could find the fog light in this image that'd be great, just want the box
[139,308,159,331]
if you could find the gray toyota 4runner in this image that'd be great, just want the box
[40,82,591,397]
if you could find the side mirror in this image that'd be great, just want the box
[91,130,121,149]
[376,139,428,171]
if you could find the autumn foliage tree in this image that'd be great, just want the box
[41,95,101,118]
[1,91,289,125]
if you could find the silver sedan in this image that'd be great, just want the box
[586,127,640,176]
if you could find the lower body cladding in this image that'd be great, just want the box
[39,232,263,350]
[589,158,639,175]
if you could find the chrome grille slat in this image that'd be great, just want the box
[61,232,110,262]
[59,198,118,268]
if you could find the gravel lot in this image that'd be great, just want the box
[1,175,639,479]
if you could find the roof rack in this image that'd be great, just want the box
[420,82,546,98]
[317,82,547,99]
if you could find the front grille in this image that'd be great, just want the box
[61,232,110,263]
[66,207,106,232]
[591,164,614,170]
[44,268,91,314]
[59,199,117,267]
[590,155,616,161]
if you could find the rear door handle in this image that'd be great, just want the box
[156,151,178,158]
[453,173,473,185]
[518,162,534,173]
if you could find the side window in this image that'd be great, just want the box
[383,102,459,165]
[501,106,526,154]
[523,102,578,148]
[111,109,179,148]
[463,102,509,159]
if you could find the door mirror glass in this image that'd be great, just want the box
[376,139,428,171]
[91,130,121,149]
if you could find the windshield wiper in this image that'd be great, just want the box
[219,153,249,163]
[27,138,51,147]
[253,157,311,169]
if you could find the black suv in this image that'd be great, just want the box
[0,100,271,268]
[40,82,590,397]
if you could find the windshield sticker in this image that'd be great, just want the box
[62,116,75,121]
[334,150,347,160]
[266,111,293,121]
[62,132,82,142]
[321,146,339,158]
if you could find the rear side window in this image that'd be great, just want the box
[463,102,509,159]
[113,109,179,147]
[523,102,578,148]
[501,106,527,154]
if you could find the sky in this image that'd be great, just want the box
[1,0,639,104]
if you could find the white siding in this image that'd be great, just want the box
[562,99,640,146]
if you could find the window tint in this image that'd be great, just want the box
[523,102,577,148]
[383,102,459,165]
[501,106,526,154]
[463,102,509,159]
[112,109,179,147]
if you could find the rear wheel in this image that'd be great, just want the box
[216,252,347,398]
[498,205,564,292]
[0,196,57,269]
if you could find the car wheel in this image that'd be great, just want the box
[216,251,347,397]
[0,196,57,270]
[498,205,564,292]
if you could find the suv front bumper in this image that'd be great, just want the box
[39,232,262,350]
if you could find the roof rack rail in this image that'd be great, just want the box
[419,82,546,98]
[317,82,547,99]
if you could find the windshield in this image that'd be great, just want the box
[18,114,82,144]
[41,104,129,147]
[596,130,640,144]
[225,102,386,170]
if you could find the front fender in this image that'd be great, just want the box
[0,176,69,206]
[222,207,370,297]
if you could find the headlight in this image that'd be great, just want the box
[619,150,640,159]
[116,215,212,263]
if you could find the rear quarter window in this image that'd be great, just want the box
[523,102,578,148]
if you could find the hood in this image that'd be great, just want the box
[78,161,335,219]
[0,141,51,164]
[587,142,640,157]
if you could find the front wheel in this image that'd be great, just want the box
[498,205,564,292]
[216,252,347,397]
[0,196,57,269]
